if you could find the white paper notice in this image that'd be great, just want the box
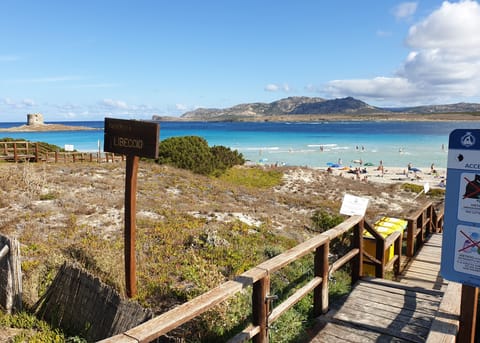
[340,194,369,216]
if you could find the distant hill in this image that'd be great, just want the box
[152,96,480,121]
[387,102,480,114]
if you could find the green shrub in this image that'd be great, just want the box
[402,183,445,197]
[310,209,350,256]
[156,136,244,175]
[0,311,80,342]
[210,145,245,173]
[310,209,344,233]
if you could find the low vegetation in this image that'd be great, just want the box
[156,136,245,175]
[0,136,441,341]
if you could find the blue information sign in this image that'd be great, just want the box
[442,129,480,286]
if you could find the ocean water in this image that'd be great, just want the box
[1,120,479,169]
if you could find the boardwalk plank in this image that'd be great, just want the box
[310,318,411,343]
[309,234,460,342]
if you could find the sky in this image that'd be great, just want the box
[1,0,480,122]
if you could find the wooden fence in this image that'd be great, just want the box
[0,235,22,314]
[100,202,444,343]
[406,201,444,257]
[0,141,124,163]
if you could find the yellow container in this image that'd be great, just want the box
[363,217,407,276]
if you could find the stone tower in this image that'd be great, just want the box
[27,113,44,126]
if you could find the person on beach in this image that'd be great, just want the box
[407,163,422,179]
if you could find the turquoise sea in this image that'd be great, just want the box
[1,120,480,169]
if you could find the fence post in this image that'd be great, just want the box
[427,204,433,235]
[458,285,478,343]
[0,236,22,313]
[394,233,402,275]
[418,211,425,247]
[352,219,363,284]
[406,219,415,257]
[252,275,270,343]
[13,142,18,162]
[35,142,39,162]
[314,242,329,317]
[375,237,386,278]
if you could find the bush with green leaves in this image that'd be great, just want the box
[156,136,244,175]
[310,209,350,256]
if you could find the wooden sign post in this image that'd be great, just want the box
[104,118,159,298]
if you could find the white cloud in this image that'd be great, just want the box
[175,103,189,111]
[100,98,129,110]
[392,2,418,20]
[264,83,292,93]
[265,84,279,92]
[376,30,392,37]
[2,97,35,108]
[406,1,480,51]
[323,1,480,105]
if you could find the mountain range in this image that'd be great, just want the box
[152,96,480,121]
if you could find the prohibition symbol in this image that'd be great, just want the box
[463,175,480,199]
[458,230,480,253]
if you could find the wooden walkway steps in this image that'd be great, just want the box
[399,234,448,291]
[309,233,461,342]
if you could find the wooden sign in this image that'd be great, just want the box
[104,118,159,158]
[103,117,160,298]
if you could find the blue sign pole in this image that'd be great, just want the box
[442,129,480,285]
[442,129,480,342]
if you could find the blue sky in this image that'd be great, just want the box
[1,1,480,121]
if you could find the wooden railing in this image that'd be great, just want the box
[363,220,403,279]
[406,201,444,257]
[0,141,39,162]
[0,141,125,163]
[100,215,366,343]
[42,151,125,163]
[100,206,445,343]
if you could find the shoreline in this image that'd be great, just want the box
[0,123,99,132]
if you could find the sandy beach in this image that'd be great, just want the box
[326,164,446,188]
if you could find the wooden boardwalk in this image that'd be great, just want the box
[309,234,461,342]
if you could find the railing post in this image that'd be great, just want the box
[394,233,402,275]
[352,219,363,284]
[252,275,270,343]
[458,285,478,343]
[418,212,425,247]
[427,205,432,235]
[406,219,415,257]
[375,238,386,278]
[35,143,39,162]
[314,242,329,317]
[13,142,17,162]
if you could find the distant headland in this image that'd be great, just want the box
[153,96,480,122]
[0,113,98,132]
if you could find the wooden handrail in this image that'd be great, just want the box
[99,215,365,343]
[362,220,403,278]
[100,205,446,342]
[406,201,443,257]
